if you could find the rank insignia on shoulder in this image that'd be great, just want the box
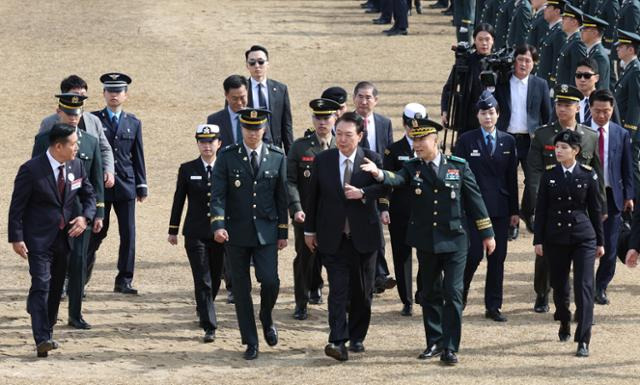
[580,164,592,171]
[546,164,555,170]
[447,155,466,164]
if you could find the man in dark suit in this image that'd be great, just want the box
[168,124,225,343]
[87,73,147,295]
[245,45,293,153]
[353,81,396,293]
[33,93,104,330]
[581,13,611,91]
[207,75,250,149]
[304,112,388,361]
[588,90,635,305]
[9,123,96,357]
[575,58,602,124]
[210,108,288,360]
[454,91,519,322]
[495,44,552,231]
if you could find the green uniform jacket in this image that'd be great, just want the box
[588,42,611,91]
[479,0,502,28]
[526,121,605,212]
[594,0,620,50]
[537,21,566,83]
[32,128,105,219]
[527,9,549,51]
[381,154,494,254]
[619,0,640,35]
[286,133,335,216]
[553,31,587,87]
[507,0,532,49]
[614,58,640,132]
[210,143,288,246]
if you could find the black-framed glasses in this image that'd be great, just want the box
[575,72,595,79]
[247,59,267,66]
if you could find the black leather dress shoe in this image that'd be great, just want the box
[559,321,571,342]
[429,3,447,9]
[534,295,549,313]
[415,0,422,14]
[594,289,609,305]
[226,291,235,304]
[418,344,443,359]
[365,8,381,13]
[372,18,391,25]
[576,342,589,357]
[68,317,92,330]
[485,309,507,322]
[440,349,458,365]
[114,282,138,295]
[309,289,323,305]
[360,1,372,8]
[401,303,413,316]
[264,325,278,346]
[442,7,453,16]
[325,343,348,361]
[244,344,258,360]
[36,340,55,358]
[382,27,398,34]
[349,341,365,353]
[203,330,215,343]
[293,305,308,320]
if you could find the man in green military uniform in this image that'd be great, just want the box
[537,0,566,83]
[32,93,104,330]
[581,13,611,90]
[526,84,604,313]
[360,118,496,366]
[614,29,640,197]
[287,98,338,320]
[592,0,620,89]
[506,0,533,49]
[453,0,475,43]
[553,3,587,86]
[527,0,549,51]
[210,108,288,360]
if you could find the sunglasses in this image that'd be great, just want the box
[247,59,267,66]
[575,72,595,79]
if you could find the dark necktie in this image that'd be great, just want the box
[206,165,212,181]
[343,159,352,234]
[361,118,370,149]
[565,170,572,180]
[598,126,605,167]
[112,114,119,128]
[258,83,267,109]
[428,161,438,178]
[584,102,592,123]
[251,150,259,176]
[235,114,242,144]
[486,134,494,155]
[57,165,66,229]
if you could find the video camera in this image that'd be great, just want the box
[479,47,514,90]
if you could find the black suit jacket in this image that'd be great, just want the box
[8,154,96,251]
[454,129,519,217]
[169,158,215,239]
[383,136,413,219]
[359,113,393,157]
[206,108,236,149]
[247,78,293,153]
[495,74,552,134]
[304,147,388,255]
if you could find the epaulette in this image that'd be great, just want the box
[624,123,638,131]
[220,143,239,153]
[303,127,316,137]
[447,155,466,164]
[267,144,285,154]
[546,164,555,170]
[384,148,391,155]
[580,164,593,171]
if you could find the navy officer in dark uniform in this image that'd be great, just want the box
[533,129,604,358]
[168,124,225,343]
[9,123,96,357]
[88,73,147,294]
[210,108,288,360]
[360,117,496,365]
[454,91,519,322]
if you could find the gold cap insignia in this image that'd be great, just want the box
[412,119,418,128]
[71,96,79,104]
[250,110,258,118]
[109,74,119,80]
[561,84,568,93]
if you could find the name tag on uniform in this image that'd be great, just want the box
[445,169,460,180]
[502,151,511,154]
[398,156,410,161]
[190,175,202,180]
[470,149,481,157]
[71,178,83,190]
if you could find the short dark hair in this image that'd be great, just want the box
[589,88,616,106]
[336,111,364,134]
[49,123,75,146]
[223,75,248,93]
[245,45,269,60]
[576,58,599,74]
[60,75,88,93]
[353,81,378,97]
[514,44,539,63]
[474,23,495,39]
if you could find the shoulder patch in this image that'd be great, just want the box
[580,163,593,171]
[546,164,555,170]
[447,155,466,164]
[267,144,285,154]
[220,143,239,153]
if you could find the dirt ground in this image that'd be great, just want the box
[1,1,639,384]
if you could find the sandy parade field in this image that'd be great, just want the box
[0,1,639,384]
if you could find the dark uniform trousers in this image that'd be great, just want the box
[389,215,412,305]
[68,229,91,319]
[464,216,509,310]
[325,235,377,344]
[512,134,533,217]
[185,237,224,331]
[28,230,70,344]
[595,188,623,291]
[226,243,279,346]
[293,223,322,307]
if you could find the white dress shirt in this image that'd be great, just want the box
[227,106,240,143]
[562,161,577,175]
[339,149,357,185]
[46,150,66,182]
[591,120,610,187]
[201,157,216,171]
[250,77,269,109]
[508,74,529,134]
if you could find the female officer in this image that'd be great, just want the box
[533,129,604,357]
[167,124,225,343]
